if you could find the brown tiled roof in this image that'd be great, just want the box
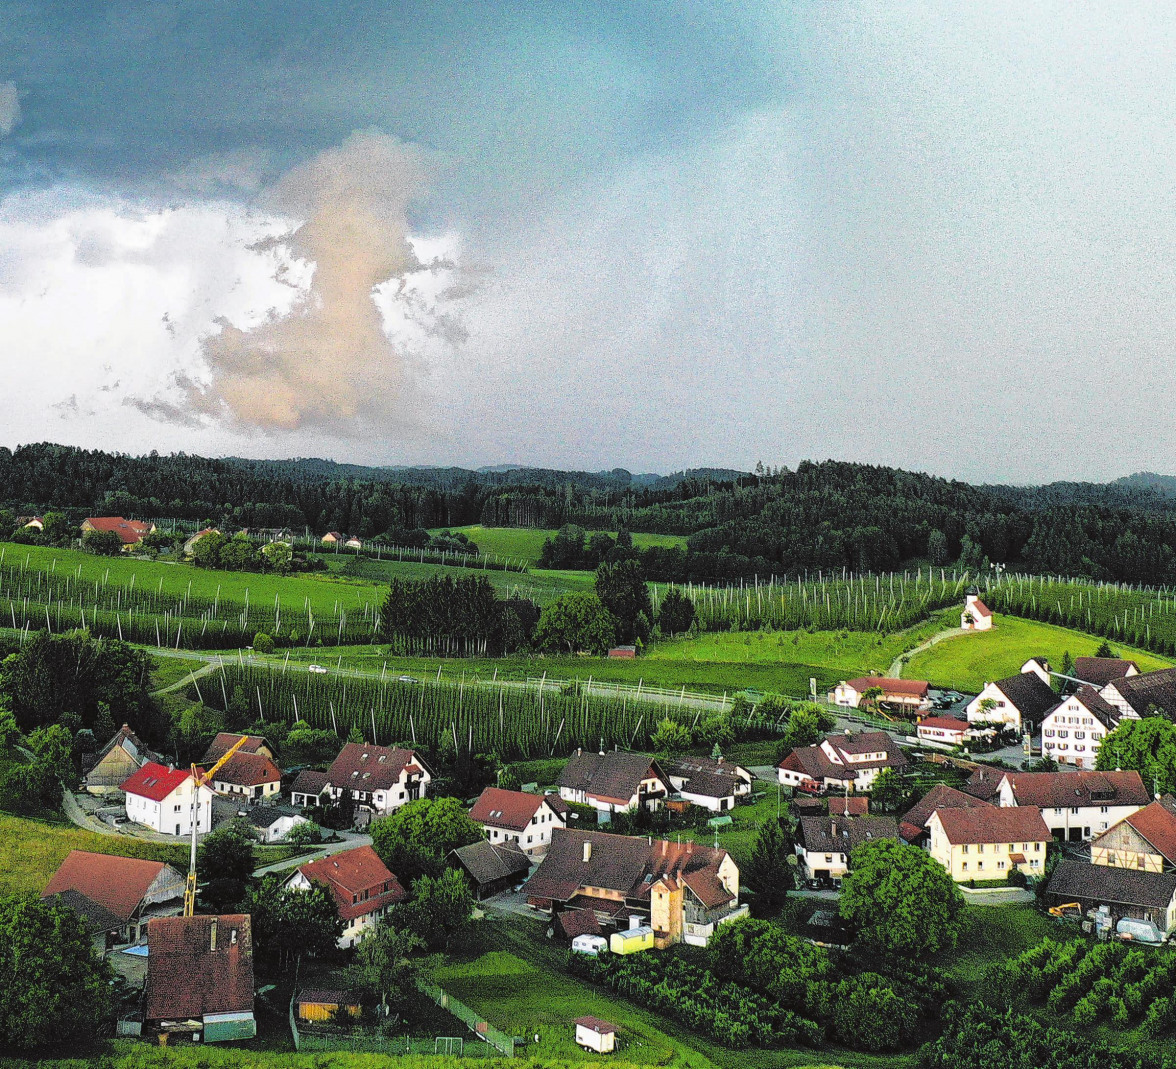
[932,805,1050,844]
[525,828,733,910]
[1073,658,1139,686]
[961,767,1006,802]
[678,770,740,800]
[293,845,405,921]
[797,815,899,854]
[828,796,869,817]
[557,751,669,804]
[843,677,929,698]
[93,724,159,767]
[291,769,331,798]
[918,716,970,732]
[201,733,270,764]
[1003,770,1148,809]
[1048,859,1176,910]
[469,787,549,832]
[779,745,851,781]
[326,743,423,794]
[1108,667,1176,718]
[84,517,152,543]
[990,673,1060,720]
[43,889,127,933]
[42,850,179,924]
[145,915,254,1020]
[900,785,993,842]
[1045,686,1122,731]
[832,730,904,758]
[554,908,603,940]
[968,598,992,618]
[574,1016,617,1034]
[780,732,907,781]
[1119,801,1176,864]
[450,840,531,886]
[213,751,282,788]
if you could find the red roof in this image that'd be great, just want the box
[918,717,970,733]
[326,742,423,794]
[932,805,1050,844]
[201,733,270,764]
[844,677,929,698]
[212,751,282,788]
[574,1016,617,1034]
[1121,800,1176,864]
[293,845,406,921]
[41,850,178,924]
[84,516,152,544]
[121,761,192,802]
[145,915,254,1021]
[967,597,992,617]
[469,787,548,832]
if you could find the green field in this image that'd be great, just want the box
[904,615,1173,692]
[433,526,689,566]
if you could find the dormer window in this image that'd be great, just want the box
[361,753,369,761]
[378,755,387,763]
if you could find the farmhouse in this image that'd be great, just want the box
[961,591,993,631]
[965,668,1058,732]
[557,749,673,814]
[145,915,255,1043]
[927,806,1050,882]
[450,839,532,899]
[1046,860,1176,937]
[993,769,1148,842]
[121,762,213,836]
[795,813,899,883]
[200,733,274,764]
[81,516,155,548]
[243,804,311,843]
[830,677,930,711]
[209,750,282,803]
[1090,796,1176,873]
[308,742,431,817]
[525,828,746,947]
[1072,657,1140,687]
[660,753,754,812]
[777,730,908,793]
[84,724,161,794]
[286,845,406,948]
[1040,686,1120,770]
[899,784,994,847]
[17,515,43,530]
[41,850,185,948]
[1100,666,1176,720]
[469,786,569,854]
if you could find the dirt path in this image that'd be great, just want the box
[888,627,967,678]
[151,659,218,696]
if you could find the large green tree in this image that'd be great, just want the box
[369,796,482,883]
[243,874,342,965]
[0,894,113,1050]
[1096,716,1176,794]
[595,559,653,642]
[656,587,696,636]
[346,922,430,1018]
[532,592,616,655]
[839,839,965,955]
[392,867,474,951]
[743,818,795,916]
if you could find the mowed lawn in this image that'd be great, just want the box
[432,525,689,566]
[904,615,1172,692]
[0,541,386,615]
[937,903,1055,989]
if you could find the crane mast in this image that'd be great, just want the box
[183,734,249,917]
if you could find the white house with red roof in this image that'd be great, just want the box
[916,716,971,747]
[831,677,930,711]
[317,742,431,816]
[469,786,569,855]
[122,762,213,836]
[210,751,283,803]
[777,730,908,793]
[81,516,156,549]
[961,591,993,631]
[285,844,406,948]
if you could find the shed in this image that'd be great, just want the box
[296,988,362,1023]
[608,646,637,659]
[609,925,655,955]
[574,1015,617,1053]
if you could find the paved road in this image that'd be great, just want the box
[252,831,373,875]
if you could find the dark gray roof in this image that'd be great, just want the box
[797,815,899,854]
[1111,667,1176,719]
[991,672,1060,719]
[450,840,531,887]
[1047,859,1176,910]
[556,750,668,803]
[290,769,331,797]
[43,889,125,933]
[243,805,300,828]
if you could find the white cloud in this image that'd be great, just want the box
[0,82,19,136]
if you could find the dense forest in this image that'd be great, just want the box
[7,443,1176,584]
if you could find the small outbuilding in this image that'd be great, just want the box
[295,988,361,1023]
[609,924,655,955]
[574,1016,617,1053]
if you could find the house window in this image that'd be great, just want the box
[1075,732,1085,740]
[998,861,1006,869]
[961,844,969,854]
[977,861,984,870]
[1071,807,1079,814]
[1044,729,1055,737]
[962,861,969,872]
[1100,806,1109,813]
[1034,842,1042,851]
[1139,857,1146,869]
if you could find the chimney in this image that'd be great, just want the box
[210,917,218,952]
[583,841,592,863]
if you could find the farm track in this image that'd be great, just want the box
[888,626,966,678]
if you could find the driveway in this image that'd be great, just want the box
[480,887,545,922]
[251,830,372,875]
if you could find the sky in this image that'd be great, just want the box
[1,1,1175,482]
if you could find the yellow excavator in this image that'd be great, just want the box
[1049,902,1082,918]
[183,735,249,917]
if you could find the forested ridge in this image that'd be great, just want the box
[7,443,1176,583]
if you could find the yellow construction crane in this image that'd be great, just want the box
[183,734,249,917]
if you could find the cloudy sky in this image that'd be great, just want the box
[1,2,1173,482]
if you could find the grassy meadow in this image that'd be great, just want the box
[433,525,689,566]
[904,615,1172,691]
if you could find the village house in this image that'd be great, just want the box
[83,724,161,794]
[830,677,930,712]
[41,850,185,949]
[209,750,283,804]
[81,516,155,549]
[899,783,995,848]
[1089,796,1176,873]
[200,733,275,764]
[1100,666,1176,721]
[285,845,406,949]
[1072,657,1140,687]
[121,762,213,836]
[183,528,220,555]
[916,716,971,747]
[469,786,569,854]
[345,537,363,549]
[1040,686,1120,769]
[557,749,673,814]
[960,591,993,631]
[525,828,746,948]
[1046,861,1176,938]
[794,813,899,884]
[17,515,44,530]
[450,839,532,899]
[659,753,754,812]
[292,742,431,818]
[965,665,1058,732]
[144,915,256,1043]
[927,806,1050,882]
[990,769,1148,842]
[243,804,312,843]
[777,730,908,793]
[321,531,343,544]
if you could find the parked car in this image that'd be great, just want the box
[308,664,328,674]
[397,675,419,684]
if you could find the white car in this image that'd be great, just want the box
[308,664,328,674]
